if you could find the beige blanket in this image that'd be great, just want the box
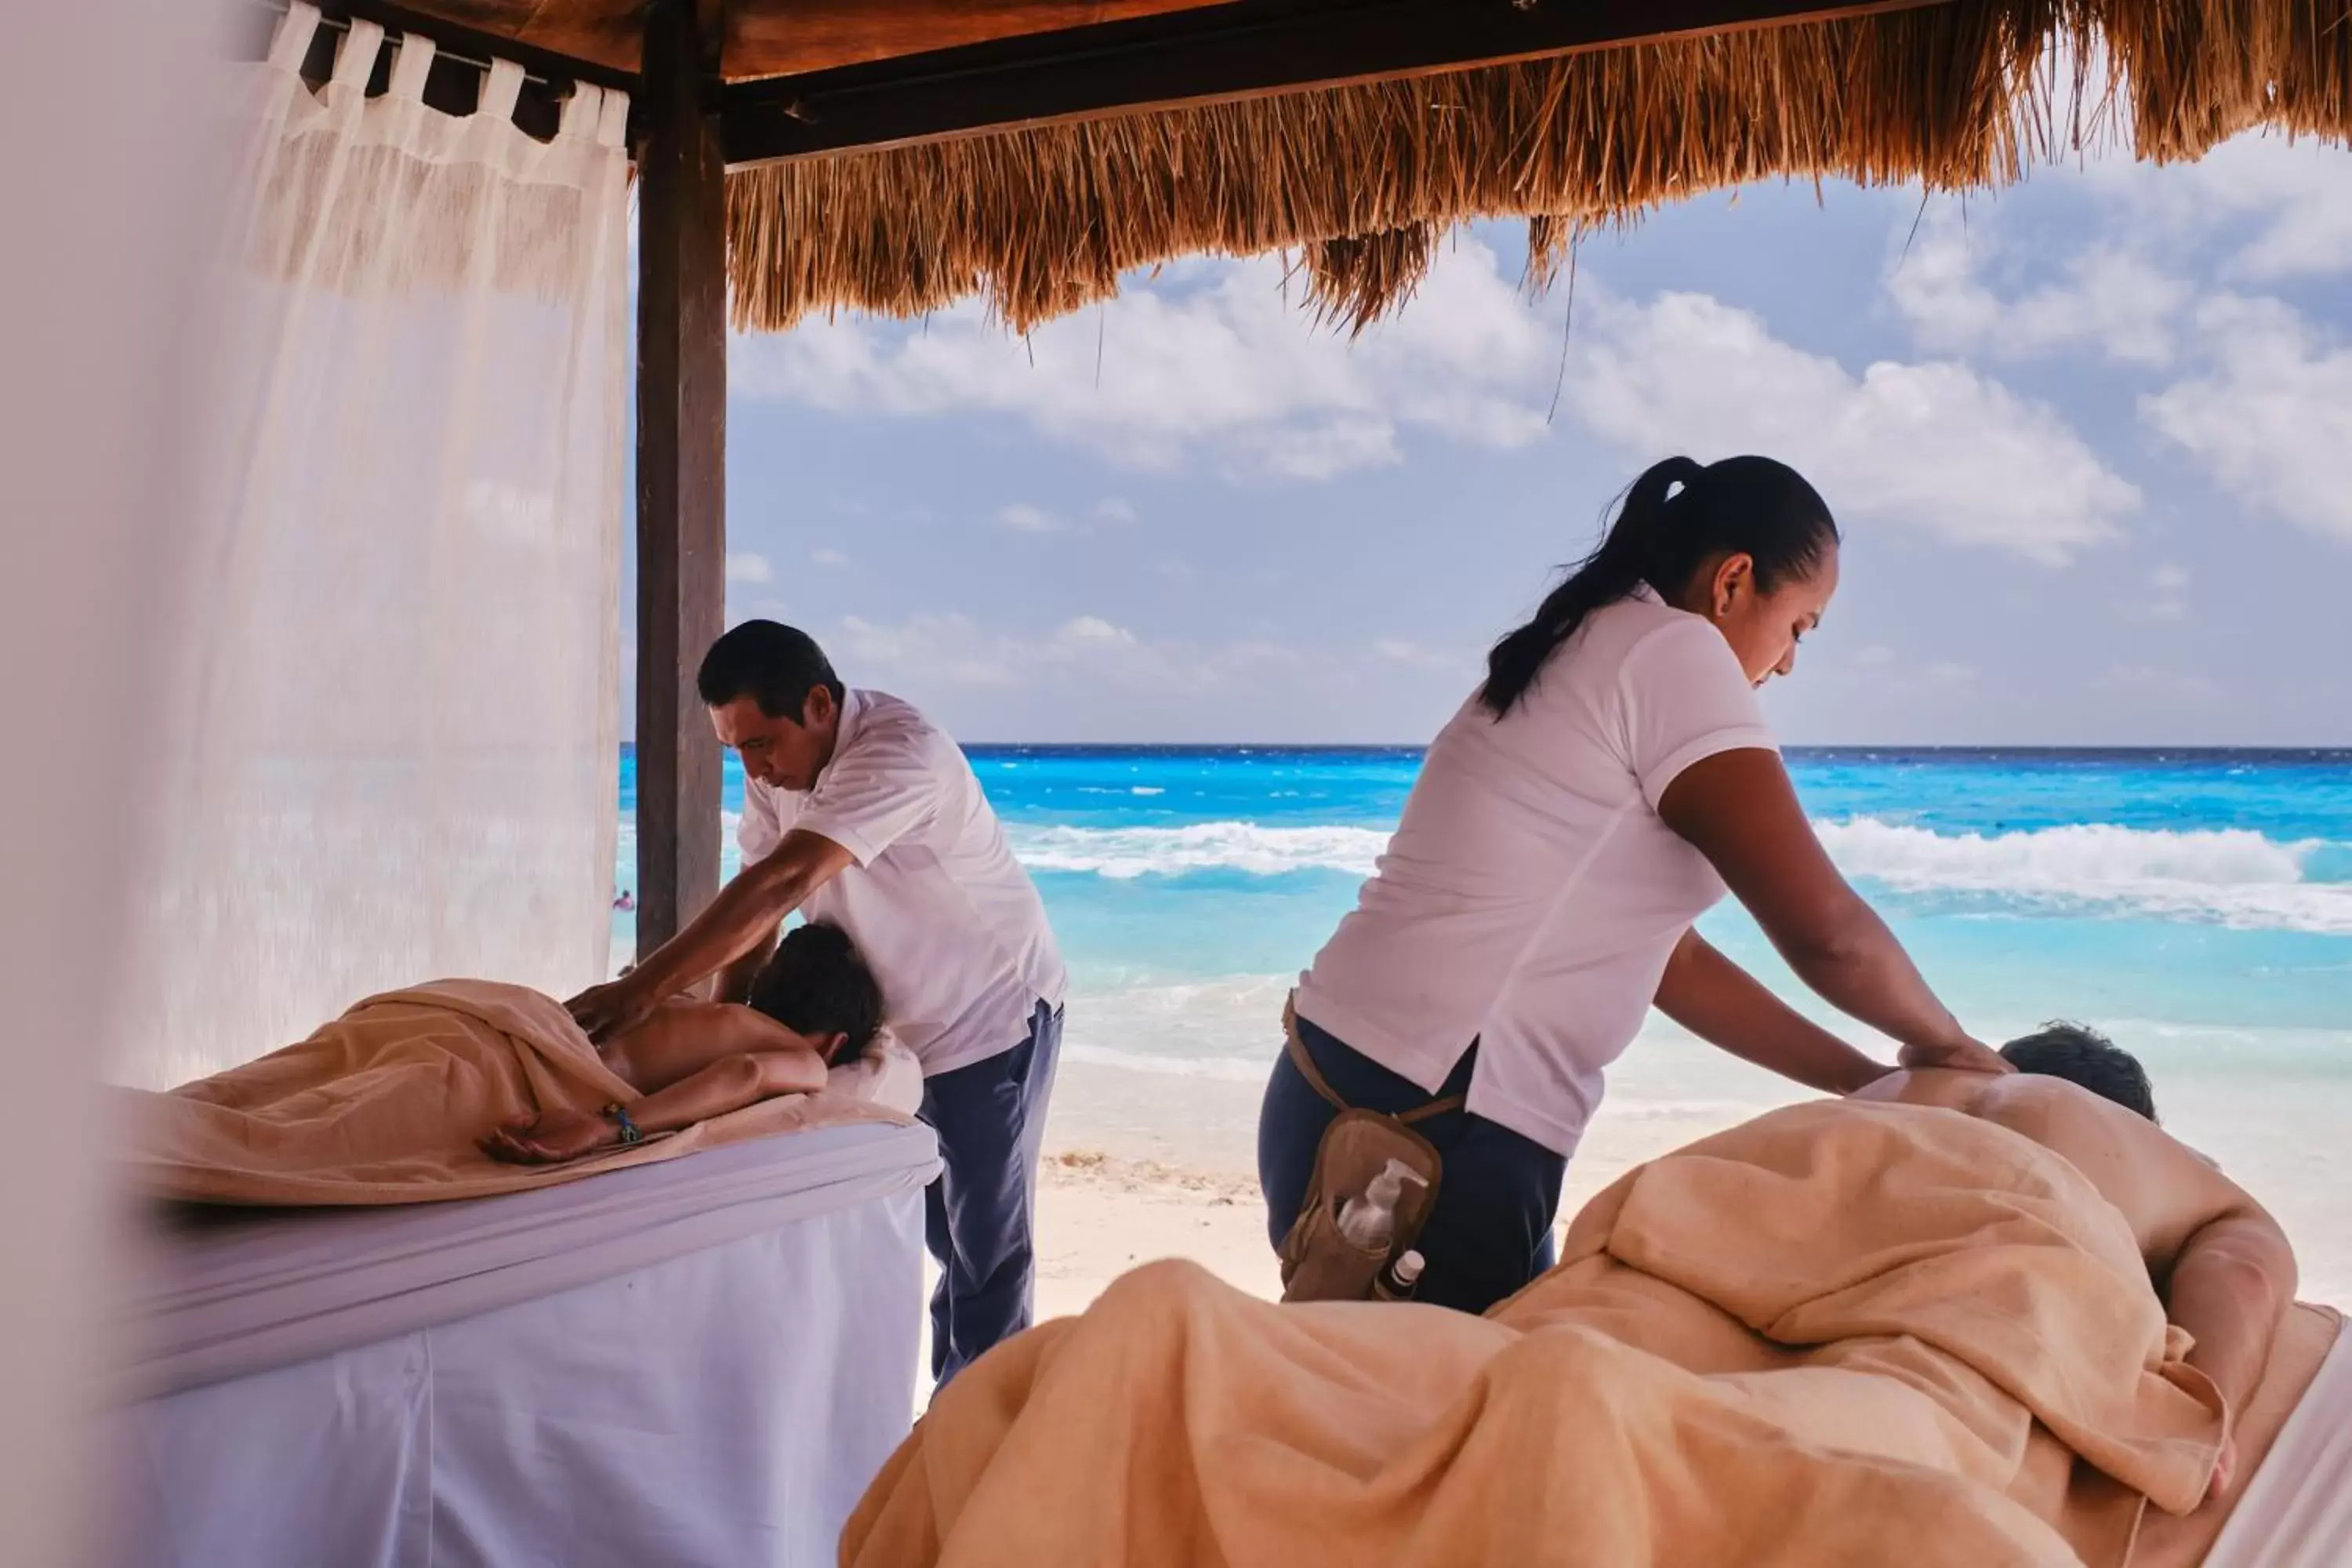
[846,1101,2225,1568]
[126,979,908,1205]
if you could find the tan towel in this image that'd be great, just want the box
[2134,1303,2344,1568]
[844,1100,2225,1568]
[125,979,906,1205]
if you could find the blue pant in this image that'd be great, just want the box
[1258,1014,1566,1315]
[917,1001,1062,1387]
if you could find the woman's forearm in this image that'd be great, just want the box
[1657,750,1977,1061]
[1655,932,1888,1094]
[1773,902,1969,1056]
[627,1049,827,1137]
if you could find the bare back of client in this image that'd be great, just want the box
[1853,1066,2298,1497]
[484,921,886,1165]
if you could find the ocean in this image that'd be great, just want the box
[615,745,2352,1294]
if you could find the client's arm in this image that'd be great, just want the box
[1653,930,1890,1094]
[485,1004,843,1166]
[1972,1076,2297,1500]
[2166,1207,2297,1466]
[619,1049,828,1137]
[481,1047,828,1164]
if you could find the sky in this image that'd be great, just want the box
[628,128,2352,747]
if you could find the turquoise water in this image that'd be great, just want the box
[616,744,2352,1288]
[619,745,2350,1037]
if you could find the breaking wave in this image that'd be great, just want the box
[1008,818,2351,934]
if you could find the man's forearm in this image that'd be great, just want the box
[633,862,814,1004]
[713,931,779,1005]
[2169,1213,2297,1411]
[1656,932,1888,1095]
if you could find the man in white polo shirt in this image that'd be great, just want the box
[567,621,1066,1386]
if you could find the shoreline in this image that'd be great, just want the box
[1029,1044,2352,1320]
[1029,1052,1794,1316]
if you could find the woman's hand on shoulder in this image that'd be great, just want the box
[1897,1033,2014,1075]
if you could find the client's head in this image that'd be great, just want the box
[2002,1022,2157,1123]
[746,921,884,1066]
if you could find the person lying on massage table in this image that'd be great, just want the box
[483,920,911,1164]
[1871,1022,2296,1503]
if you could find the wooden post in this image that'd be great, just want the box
[634,0,728,953]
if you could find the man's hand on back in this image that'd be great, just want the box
[566,976,658,1044]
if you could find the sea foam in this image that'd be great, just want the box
[1007,818,2350,935]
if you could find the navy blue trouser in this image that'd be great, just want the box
[1258,1014,1566,1315]
[917,1001,1062,1387]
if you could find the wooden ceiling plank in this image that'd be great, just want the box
[718,0,1952,166]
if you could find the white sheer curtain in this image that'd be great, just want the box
[124,3,630,1087]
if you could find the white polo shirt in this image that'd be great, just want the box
[739,689,1065,1077]
[1292,587,1777,1156]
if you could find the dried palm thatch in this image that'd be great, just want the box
[727,0,2352,336]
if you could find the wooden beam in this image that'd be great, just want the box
[308,0,637,94]
[634,0,729,953]
[239,2,637,141]
[724,0,1237,81]
[721,0,1947,166]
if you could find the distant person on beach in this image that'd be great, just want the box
[1261,454,2013,1316]
[564,622,1065,1388]
[613,889,635,912]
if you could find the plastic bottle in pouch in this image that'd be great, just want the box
[1335,1158,1425,1254]
[1372,1248,1425,1302]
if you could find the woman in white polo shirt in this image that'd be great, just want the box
[1261,454,2009,1314]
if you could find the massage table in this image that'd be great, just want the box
[110,1119,939,1568]
[2140,1301,2352,1568]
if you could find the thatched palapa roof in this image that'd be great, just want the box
[724,0,2350,333]
[350,0,2351,334]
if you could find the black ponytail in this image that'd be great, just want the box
[1477,454,1839,719]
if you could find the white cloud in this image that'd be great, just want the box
[1887,208,2190,366]
[1059,615,1136,647]
[724,550,773,584]
[833,611,1308,695]
[1561,289,2138,564]
[811,546,851,568]
[996,503,1069,534]
[2088,134,2352,284]
[2141,562,2191,620]
[1094,498,1139,526]
[1372,637,1471,673]
[2141,296,2352,543]
[733,241,1555,481]
[737,237,2133,563]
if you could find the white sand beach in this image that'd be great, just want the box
[1028,1031,2352,1323]
[1029,1051,1801,1318]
